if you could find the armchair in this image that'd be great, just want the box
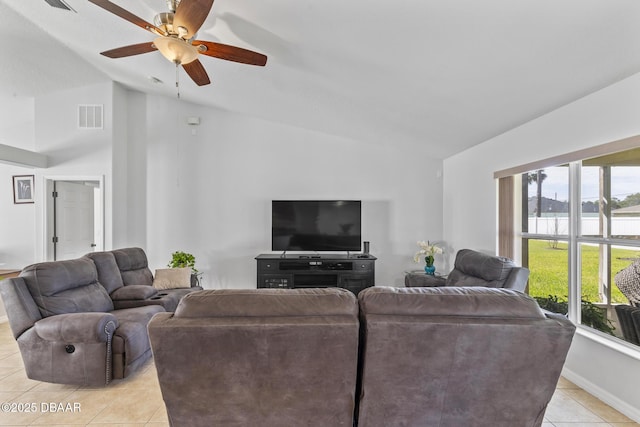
[613,259,640,344]
[357,286,575,426]
[148,288,360,427]
[405,248,529,292]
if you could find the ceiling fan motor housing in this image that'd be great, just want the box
[166,0,180,13]
[154,12,175,35]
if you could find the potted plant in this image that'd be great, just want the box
[413,240,444,276]
[168,251,201,287]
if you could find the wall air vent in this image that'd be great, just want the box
[44,0,77,12]
[78,105,104,130]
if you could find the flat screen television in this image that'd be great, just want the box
[272,200,362,251]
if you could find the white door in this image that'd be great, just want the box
[54,181,96,260]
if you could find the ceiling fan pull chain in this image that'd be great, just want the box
[175,62,180,99]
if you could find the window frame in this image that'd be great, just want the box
[496,135,640,349]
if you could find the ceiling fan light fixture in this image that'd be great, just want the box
[153,36,198,64]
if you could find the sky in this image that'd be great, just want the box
[528,166,640,203]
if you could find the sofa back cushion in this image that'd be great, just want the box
[150,288,359,427]
[84,252,124,294]
[20,258,114,317]
[357,286,576,427]
[111,247,154,287]
[175,287,358,318]
[445,248,515,288]
[359,286,544,318]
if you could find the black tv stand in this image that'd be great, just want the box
[256,254,376,295]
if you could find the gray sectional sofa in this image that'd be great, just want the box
[148,286,576,427]
[0,247,201,386]
[87,247,202,312]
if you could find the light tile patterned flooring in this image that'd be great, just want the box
[0,321,638,427]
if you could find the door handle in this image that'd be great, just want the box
[90,243,97,247]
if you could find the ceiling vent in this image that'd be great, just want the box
[78,105,103,130]
[44,0,77,12]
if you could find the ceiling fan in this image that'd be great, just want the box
[88,0,267,86]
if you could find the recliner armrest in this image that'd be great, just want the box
[110,285,157,301]
[34,312,118,343]
[0,277,42,339]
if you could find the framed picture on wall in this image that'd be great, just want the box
[13,175,35,204]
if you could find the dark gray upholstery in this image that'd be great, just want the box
[357,286,575,427]
[86,248,201,312]
[615,304,640,345]
[84,251,124,294]
[0,258,164,386]
[111,247,155,286]
[21,258,113,316]
[406,248,530,292]
[148,288,360,427]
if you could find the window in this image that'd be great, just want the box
[497,137,640,347]
[522,166,570,306]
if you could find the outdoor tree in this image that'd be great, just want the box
[528,170,547,217]
[619,192,640,208]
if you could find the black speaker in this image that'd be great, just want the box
[363,241,370,254]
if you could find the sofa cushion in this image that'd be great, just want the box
[153,268,192,289]
[20,258,114,317]
[84,252,124,294]
[112,247,154,287]
[174,288,358,318]
[111,305,164,378]
[445,248,515,288]
[359,286,544,319]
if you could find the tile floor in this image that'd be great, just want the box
[0,321,638,426]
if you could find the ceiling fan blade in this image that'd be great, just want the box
[88,0,164,35]
[100,42,157,58]
[194,40,267,66]
[183,59,211,86]
[173,0,214,39]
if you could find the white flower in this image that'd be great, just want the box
[413,240,443,262]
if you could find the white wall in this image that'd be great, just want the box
[0,96,37,268]
[142,94,443,288]
[1,83,444,292]
[443,71,640,420]
[0,97,37,321]
[33,82,115,258]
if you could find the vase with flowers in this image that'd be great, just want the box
[413,240,443,275]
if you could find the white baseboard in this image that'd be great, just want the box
[562,367,640,422]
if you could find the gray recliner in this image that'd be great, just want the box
[406,248,530,292]
[357,286,576,427]
[0,257,163,386]
[148,288,360,427]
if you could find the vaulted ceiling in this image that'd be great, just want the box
[2,0,640,158]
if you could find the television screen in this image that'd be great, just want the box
[272,200,362,251]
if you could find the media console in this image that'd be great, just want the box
[256,254,376,295]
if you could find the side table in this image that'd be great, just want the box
[404,270,447,287]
